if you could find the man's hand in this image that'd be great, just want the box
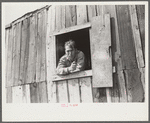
[68,61,76,72]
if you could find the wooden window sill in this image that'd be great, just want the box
[52,70,92,81]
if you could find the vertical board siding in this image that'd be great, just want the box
[118,71,127,102]
[24,18,30,84]
[46,6,57,103]
[68,79,80,103]
[6,87,12,103]
[57,80,69,103]
[5,5,145,103]
[30,82,39,103]
[129,5,144,68]
[40,10,47,82]
[12,85,23,103]
[79,77,93,103]
[116,5,138,70]
[14,22,21,86]
[26,14,37,84]
[56,5,69,103]
[77,5,88,25]
[65,5,77,27]
[38,81,48,103]
[6,28,13,87]
[19,19,28,85]
[11,25,17,86]
[36,12,43,82]
[22,84,30,103]
[136,5,145,62]
[124,69,144,102]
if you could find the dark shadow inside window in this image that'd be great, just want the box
[56,28,92,70]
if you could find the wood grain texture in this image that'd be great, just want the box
[79,77,93,103]
[139,68,145,94]
[36,12,42,82]
[129,5,144,68]
[12,85,23,103]
[68,79,80,103]
[26,14,37,84]
[124,69,144,102]
[30,82,39,103]
[136,5,145,62]
[116,5,138,70]
[38,81,48,103]
[57,80,69,103]
[11,24,17,86]
[19,19,28,85]
[118,71,127,102]
[14,22,21,86]
[24,18,30,84]
[40,10,47,82]
[6,87,12,103]
[46,6,57,103]
[65,5,76,27]
[5,29,9,86]
[96,5,103,16]
[22,84,30,103]
[76,5,87,25]
[6,28,13,87]
[90,15,113,87]
[87,5,96,22]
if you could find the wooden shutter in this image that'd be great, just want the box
[90,14,113,87]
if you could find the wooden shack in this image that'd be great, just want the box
[5,5,145,103]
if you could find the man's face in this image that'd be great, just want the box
[65,46,76,61]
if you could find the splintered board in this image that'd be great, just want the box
[90,15,113,87]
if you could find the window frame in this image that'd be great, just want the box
[51,22,93,82]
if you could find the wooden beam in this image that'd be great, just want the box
[51,22,91,36]
[52,70,92,81]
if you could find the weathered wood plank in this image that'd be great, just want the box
[36,12,43,82]
[23,18,30,84]
[129,5,144,68]
[6,87,12,103]
[11,24,17,86]
[139,68,145,94]
[96,5,103,16]
[30,82,39,103]
[90,15,113,87]
[19,19,28,85]
[12,85,23,103]
[136,5,145,62]
[61,5,66,29]
[118,71,127,102]
[5,28,11,87]
[46,6,57,103]
[57,80,69,103]
[14,22,22,86]
[79,77,93,103]
[109,73,119,102]
[22,84,30,103]
[53,70,92,81]
[5,29,9,84]
[26,14,37,84]
[87,5,96,22]
[55,5,62,30]
[68,79,80,103]
[65,5,76,28]
[38,81,48,103]
[124,69,144,102]
[76,5,87,25]
[52,22,91,36]
[40,10,47,82]
[116,5,138,69]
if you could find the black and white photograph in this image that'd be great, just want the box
[2,1,148,121]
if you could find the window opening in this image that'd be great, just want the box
[56,28,92,71]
